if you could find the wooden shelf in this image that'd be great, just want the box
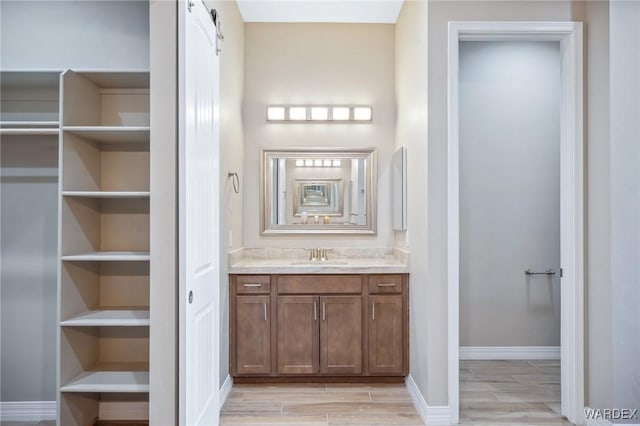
[60,371,149,393]
[63,126,150,144]
[61,310,150,327]
[62,191,150,198]
[62,251,150,262]
[58,70,151,424]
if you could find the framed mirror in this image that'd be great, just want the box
[261,148,377,234]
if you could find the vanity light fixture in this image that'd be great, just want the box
[296,160,304,167]
[332,160,341,167]
[332,107,350,121]
[289,107,307,121]
[266,105,372,122]
[323,160,332,167]
[266,106,286,121]
[353,107,372,121]
[311,107,329,121]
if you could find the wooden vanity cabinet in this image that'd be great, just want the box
[320,295,362,374]
[277,295,319,374]
[231,276,272,375]
[367,275,407,375]
[230,273,408,379]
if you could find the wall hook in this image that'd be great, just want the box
[228,172,239,194]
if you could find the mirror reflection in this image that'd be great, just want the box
[294,179,343,216]
[261,148,377,234]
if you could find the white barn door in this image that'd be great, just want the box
[179,1,220,424]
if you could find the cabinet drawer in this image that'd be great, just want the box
[278,275,362,294]
[235,275,271,294]
[368,275,404,294]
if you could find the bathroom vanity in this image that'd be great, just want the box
[229,249,409,382]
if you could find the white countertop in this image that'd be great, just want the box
[228,247,409,274]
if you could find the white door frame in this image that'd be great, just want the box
[447,21,584,425]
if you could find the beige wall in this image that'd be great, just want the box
[584,0,612,410]
[209,0,245,388]
[149,0,177,423]
[394,0,430,405]
[422,0,610,407]
[243,23,396,248]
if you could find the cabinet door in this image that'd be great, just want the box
[277,296,319,374]
[236,295,271,374]
[368,295,404,374]
[320,296,362,374]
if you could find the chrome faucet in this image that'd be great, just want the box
[309,246,328,261]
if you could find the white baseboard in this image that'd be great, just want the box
[0,401,56,421]
[460,346,560,360]
[220,374,233,408]
[405,375,450,425]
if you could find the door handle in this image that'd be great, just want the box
[243,283,262,287]
[322,302,326,321]
[188,291,193,304]
[524,268,556,276]
[372,302,375,320]
[314,301,317,321]
[264,303,267,321]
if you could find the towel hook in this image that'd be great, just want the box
[228,172,239,194]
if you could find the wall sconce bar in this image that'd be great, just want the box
[266,105,373,123]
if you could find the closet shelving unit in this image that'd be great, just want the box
[58,70,150,425]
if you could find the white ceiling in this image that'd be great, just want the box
[236,0,404,24]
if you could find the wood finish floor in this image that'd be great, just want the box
[220,383,423,425]
[222,360,571,425]
[2,360,571,425]
[459,359,572,425]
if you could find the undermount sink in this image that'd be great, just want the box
[289,260,349,266]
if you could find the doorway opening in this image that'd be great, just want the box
[458,39,563,424]
[447,22,584,425]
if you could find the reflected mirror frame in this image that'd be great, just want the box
[260,147,377,235]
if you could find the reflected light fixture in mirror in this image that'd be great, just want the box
[311,107,329,120]
[289,107,307,120]
[266,106,372,122]
[267,106,285,121]
[332,107,350,120]
[353,107,372,121]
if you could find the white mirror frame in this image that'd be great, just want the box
[260,147,377,235]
